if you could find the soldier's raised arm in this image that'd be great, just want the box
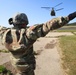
[26,12,76,40]
[42,11,76,35]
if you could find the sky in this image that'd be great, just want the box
[0,0,76,27]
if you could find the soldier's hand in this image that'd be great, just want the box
[68,11,76,20]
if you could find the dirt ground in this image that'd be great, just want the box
[0,32,74,75]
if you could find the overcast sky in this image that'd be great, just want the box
[0,0,76,27]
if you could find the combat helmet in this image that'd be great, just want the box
[8,12,29,28]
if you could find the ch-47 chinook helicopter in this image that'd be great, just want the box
[41,2,64,16]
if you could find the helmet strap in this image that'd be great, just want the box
[13,24,26,29]
[21,24,26,28]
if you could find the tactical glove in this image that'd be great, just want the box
[68,11,76,20]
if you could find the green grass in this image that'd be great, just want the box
[0,65,7,73]
[57,30,76,32]
[56,26,76,32]
[59,36,76,75]
[0,65,12,75]
[0,50,9,53]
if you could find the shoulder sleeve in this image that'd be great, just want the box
[26,16,69,39]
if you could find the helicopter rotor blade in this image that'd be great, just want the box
[55,8,64,11]
[54,2,63,7]
[41,7,51,9]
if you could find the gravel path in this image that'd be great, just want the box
[34,37,65,75]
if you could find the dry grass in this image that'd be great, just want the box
[59,35,76,75]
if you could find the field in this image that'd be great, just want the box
[59,35,76,75]
[56,25,76,75]
[57,26,76,32]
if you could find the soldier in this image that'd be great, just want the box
[0,11,76,75]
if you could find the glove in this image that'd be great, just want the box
[68,12,76,20]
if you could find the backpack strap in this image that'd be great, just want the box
[18,29,25,44]
[2,29,13,50]
[2,29,11,44]
[11,29,17,43]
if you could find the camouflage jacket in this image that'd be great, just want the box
[0,16,69,55]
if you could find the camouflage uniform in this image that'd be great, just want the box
[0,12,76,75]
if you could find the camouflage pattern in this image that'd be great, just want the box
[0,12,76,75]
